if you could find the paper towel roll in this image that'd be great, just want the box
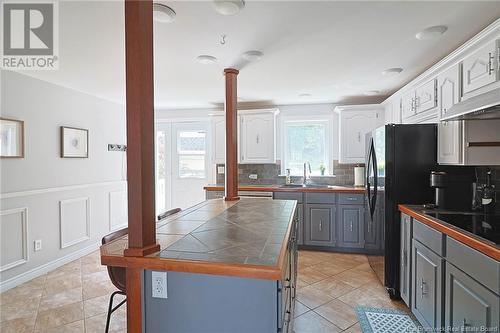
[354,166,365,187]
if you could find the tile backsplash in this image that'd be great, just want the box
[215,160,361,186]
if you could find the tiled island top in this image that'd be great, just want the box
[100,198,297,280]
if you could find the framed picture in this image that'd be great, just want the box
[0,118,24,158]
[61,126,88,158]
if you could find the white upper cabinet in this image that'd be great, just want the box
[437,65,460,120]
[335,105,384,164]
[415,79,437,114]
[401,91,416,120]
[438,121,463,165]
[240,112,276,164]
[462,39,499,98]
[383,97,402,125]
[211,115,226,164]
[211,109,278,165]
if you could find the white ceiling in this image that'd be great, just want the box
[18,1,500,109]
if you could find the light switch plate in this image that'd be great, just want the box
[249,174,258,180]
[217,166,225,174]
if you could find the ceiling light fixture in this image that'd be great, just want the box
[364,90,380,96]
[196,55,218,64]
[242,50,263,62]
[213,0,245,15]
[298,93,312,98]
[415,25,448,40]
[382,67,403,76]
[153,3,176,23]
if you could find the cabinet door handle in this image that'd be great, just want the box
[357,132,361,142]
[319,219,323,231]
[462,318,469,332]
[420,278,427,298]
[256,134,260,144]
[350,220,353,232]
[368,219,371,233]
[488,52,495,75]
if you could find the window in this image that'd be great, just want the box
[283,119,331,176]
[177,130,206,178]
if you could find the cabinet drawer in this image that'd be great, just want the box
[446,237,500,295]
[274,192,303,203]
[305,192,336,204]
[413,219,445,256]
[338,193,364,205]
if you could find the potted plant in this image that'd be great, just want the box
[319,163,326,176]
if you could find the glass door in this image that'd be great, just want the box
[155,123,172,216]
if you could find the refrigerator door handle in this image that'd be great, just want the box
[366,139,373,210]
[371,140,378,219]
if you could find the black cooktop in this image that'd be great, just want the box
[425,212,500,245]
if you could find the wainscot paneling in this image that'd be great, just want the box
[59,197,90,249]
[0,207,28,272]
[109,190,128,231]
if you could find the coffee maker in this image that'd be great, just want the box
[430,171,447,208]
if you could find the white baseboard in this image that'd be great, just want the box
[0,241,101,292]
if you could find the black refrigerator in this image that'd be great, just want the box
[365,124,437,299]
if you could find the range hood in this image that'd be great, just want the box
[441,87,500,121]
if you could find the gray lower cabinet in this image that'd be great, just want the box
[304,204,336,246]
[400,213,412,306]
[338,205,364,248]
[445,262,499,332]
[412,239,443,330]
[296,204,304,246]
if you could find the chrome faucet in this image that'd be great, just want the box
[303,162,311,187]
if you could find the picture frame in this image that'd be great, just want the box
[61,126,89,158]
[0,118,24,158]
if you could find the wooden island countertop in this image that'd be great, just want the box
[100,198,297,280]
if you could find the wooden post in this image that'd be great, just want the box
[224,68,240,201]
[123,0,159,257]
[123,1,159,332]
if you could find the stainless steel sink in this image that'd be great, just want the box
[279,184,330,188]
[280,184,305,188]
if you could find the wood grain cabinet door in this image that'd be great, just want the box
[445,262,499,333]
[304,204,335,247]
[412,240,443,330]
[338,205,364,248]
[462,39,498,97]
[415,79,437,114]
[437,121,463,165]
[240,113,275,164]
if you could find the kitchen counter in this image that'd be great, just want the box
[204,184,366,194]
[399,204,500,261]
[100,197,297,280]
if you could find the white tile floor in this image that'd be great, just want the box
[0,250,406,332]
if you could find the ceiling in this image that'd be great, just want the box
[18,1,500,109]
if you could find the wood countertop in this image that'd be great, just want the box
[399,205,500,261]
[100,198,297,280]
[203,184,366,194]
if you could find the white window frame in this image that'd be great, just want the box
[281,115,334,176]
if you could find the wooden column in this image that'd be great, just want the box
[123,1,159,332]
[123,0,159,257]
[224,68,240,201]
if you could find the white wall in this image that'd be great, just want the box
[0,71,127,290]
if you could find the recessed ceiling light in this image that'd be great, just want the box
[213,0,245,15]
[153,3,176,23]
[382,67,403,76]
[196,55,218,64]
[364,90,380,96]
[416,25,448,40]
[242,50,263,62]
[298,93,311,98]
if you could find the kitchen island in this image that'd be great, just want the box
[101,198,298,333]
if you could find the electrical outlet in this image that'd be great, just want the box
[34,240,42,252]
[249,174,258,180]
[152,271,168,299]
[217,166,225,174]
